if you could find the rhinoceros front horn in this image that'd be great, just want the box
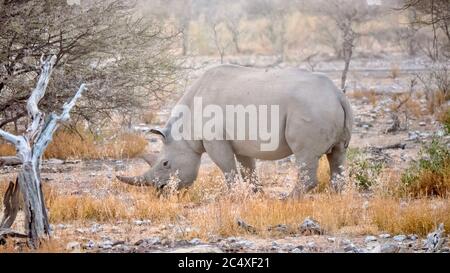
[116,175,153,186]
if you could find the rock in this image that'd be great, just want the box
[90,223,102,233]
[419,121,426,126]
[113,244,130,252]
[344,244,361,253]
[268,224,289,233]
[189,238,201,245]
[112,240,125,246]
[341,239,352,246]
[380,243,400,253]
[99,240,113,249]
[56,224,67,230]
[393,235,407,242]
[83,240,96,249]
[66,241,81,251]
[408,234,418,241]
[47,158,64,165]
[327,237,336,243]
[167,245,223,253]
[306,242,316,249]
[299,217,324,235]
[237,219,257,234]
[290,247,303,253]
[365,236,377,243]
[133,220,151,226]
[134,237,161,246]
[407,132,419,141]
[379,233,391,239]
[366,242,381,253]
[425,223,446,253]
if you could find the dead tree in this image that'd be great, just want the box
[0,55,86,248]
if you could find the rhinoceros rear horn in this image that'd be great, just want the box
[140,153,159,166]
[116,175,153,186]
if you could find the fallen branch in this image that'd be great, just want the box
[374,143,407,151]
[0,156,22,167]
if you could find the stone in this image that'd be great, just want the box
[380,243,400,253]
[425,223,446,253]
[237,219,257,234]
[327,237,336,243]
[299,217,323,235]
[290,247,303,253]
[378,233,391,239]
[133,219,151,226]
[189,238,201,245]
[393,235,407,242]
[99,240,113,249]
[419,122,426,126]
[365,236,377,243]
[47,158,64,165]
[135,237,161,246]
[344,244,361,253]
[83,240,96,249]
[268,224,289,233]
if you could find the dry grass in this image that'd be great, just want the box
[0,142,15,156]
[348,90,379,106]
[2,162,442,240]
[0,129,148,160]
[388,93,424,118]
[1,155,449,252]
[371,198,450,235]
[141,111,156,124]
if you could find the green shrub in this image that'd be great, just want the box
[347,148,383,190]
[401,139,450,197]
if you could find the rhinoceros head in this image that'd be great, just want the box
[116,127,201,190]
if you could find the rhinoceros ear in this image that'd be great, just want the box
[150,128,167,141]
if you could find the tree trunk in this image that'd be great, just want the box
[17,162,50,247]
[0,55,86,248]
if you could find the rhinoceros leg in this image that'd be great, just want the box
[236,155,262,193]
[203,140,238,186]
[326,142,346,192]
[289,153,319,198]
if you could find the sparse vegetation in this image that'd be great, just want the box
[0,128,148,160]
[347,148,383,191]
[437,107,450,135]
[401,139,450,198]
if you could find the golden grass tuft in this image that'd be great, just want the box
[44,130,147,160]
[0,129,148,160]
[0,142,15,156]
[371,198,450,235]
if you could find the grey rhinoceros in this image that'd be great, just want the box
[117,65,353,197]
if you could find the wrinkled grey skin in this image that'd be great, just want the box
[117,65,353,197]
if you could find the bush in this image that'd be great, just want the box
[401,139,450,197]
[0,128,148,160]
[347,148,383,190]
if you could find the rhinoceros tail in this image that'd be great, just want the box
[338,92,353,148]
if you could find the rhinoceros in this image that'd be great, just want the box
[117,65,353,197]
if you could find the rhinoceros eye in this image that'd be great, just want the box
[162,160,170,168]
